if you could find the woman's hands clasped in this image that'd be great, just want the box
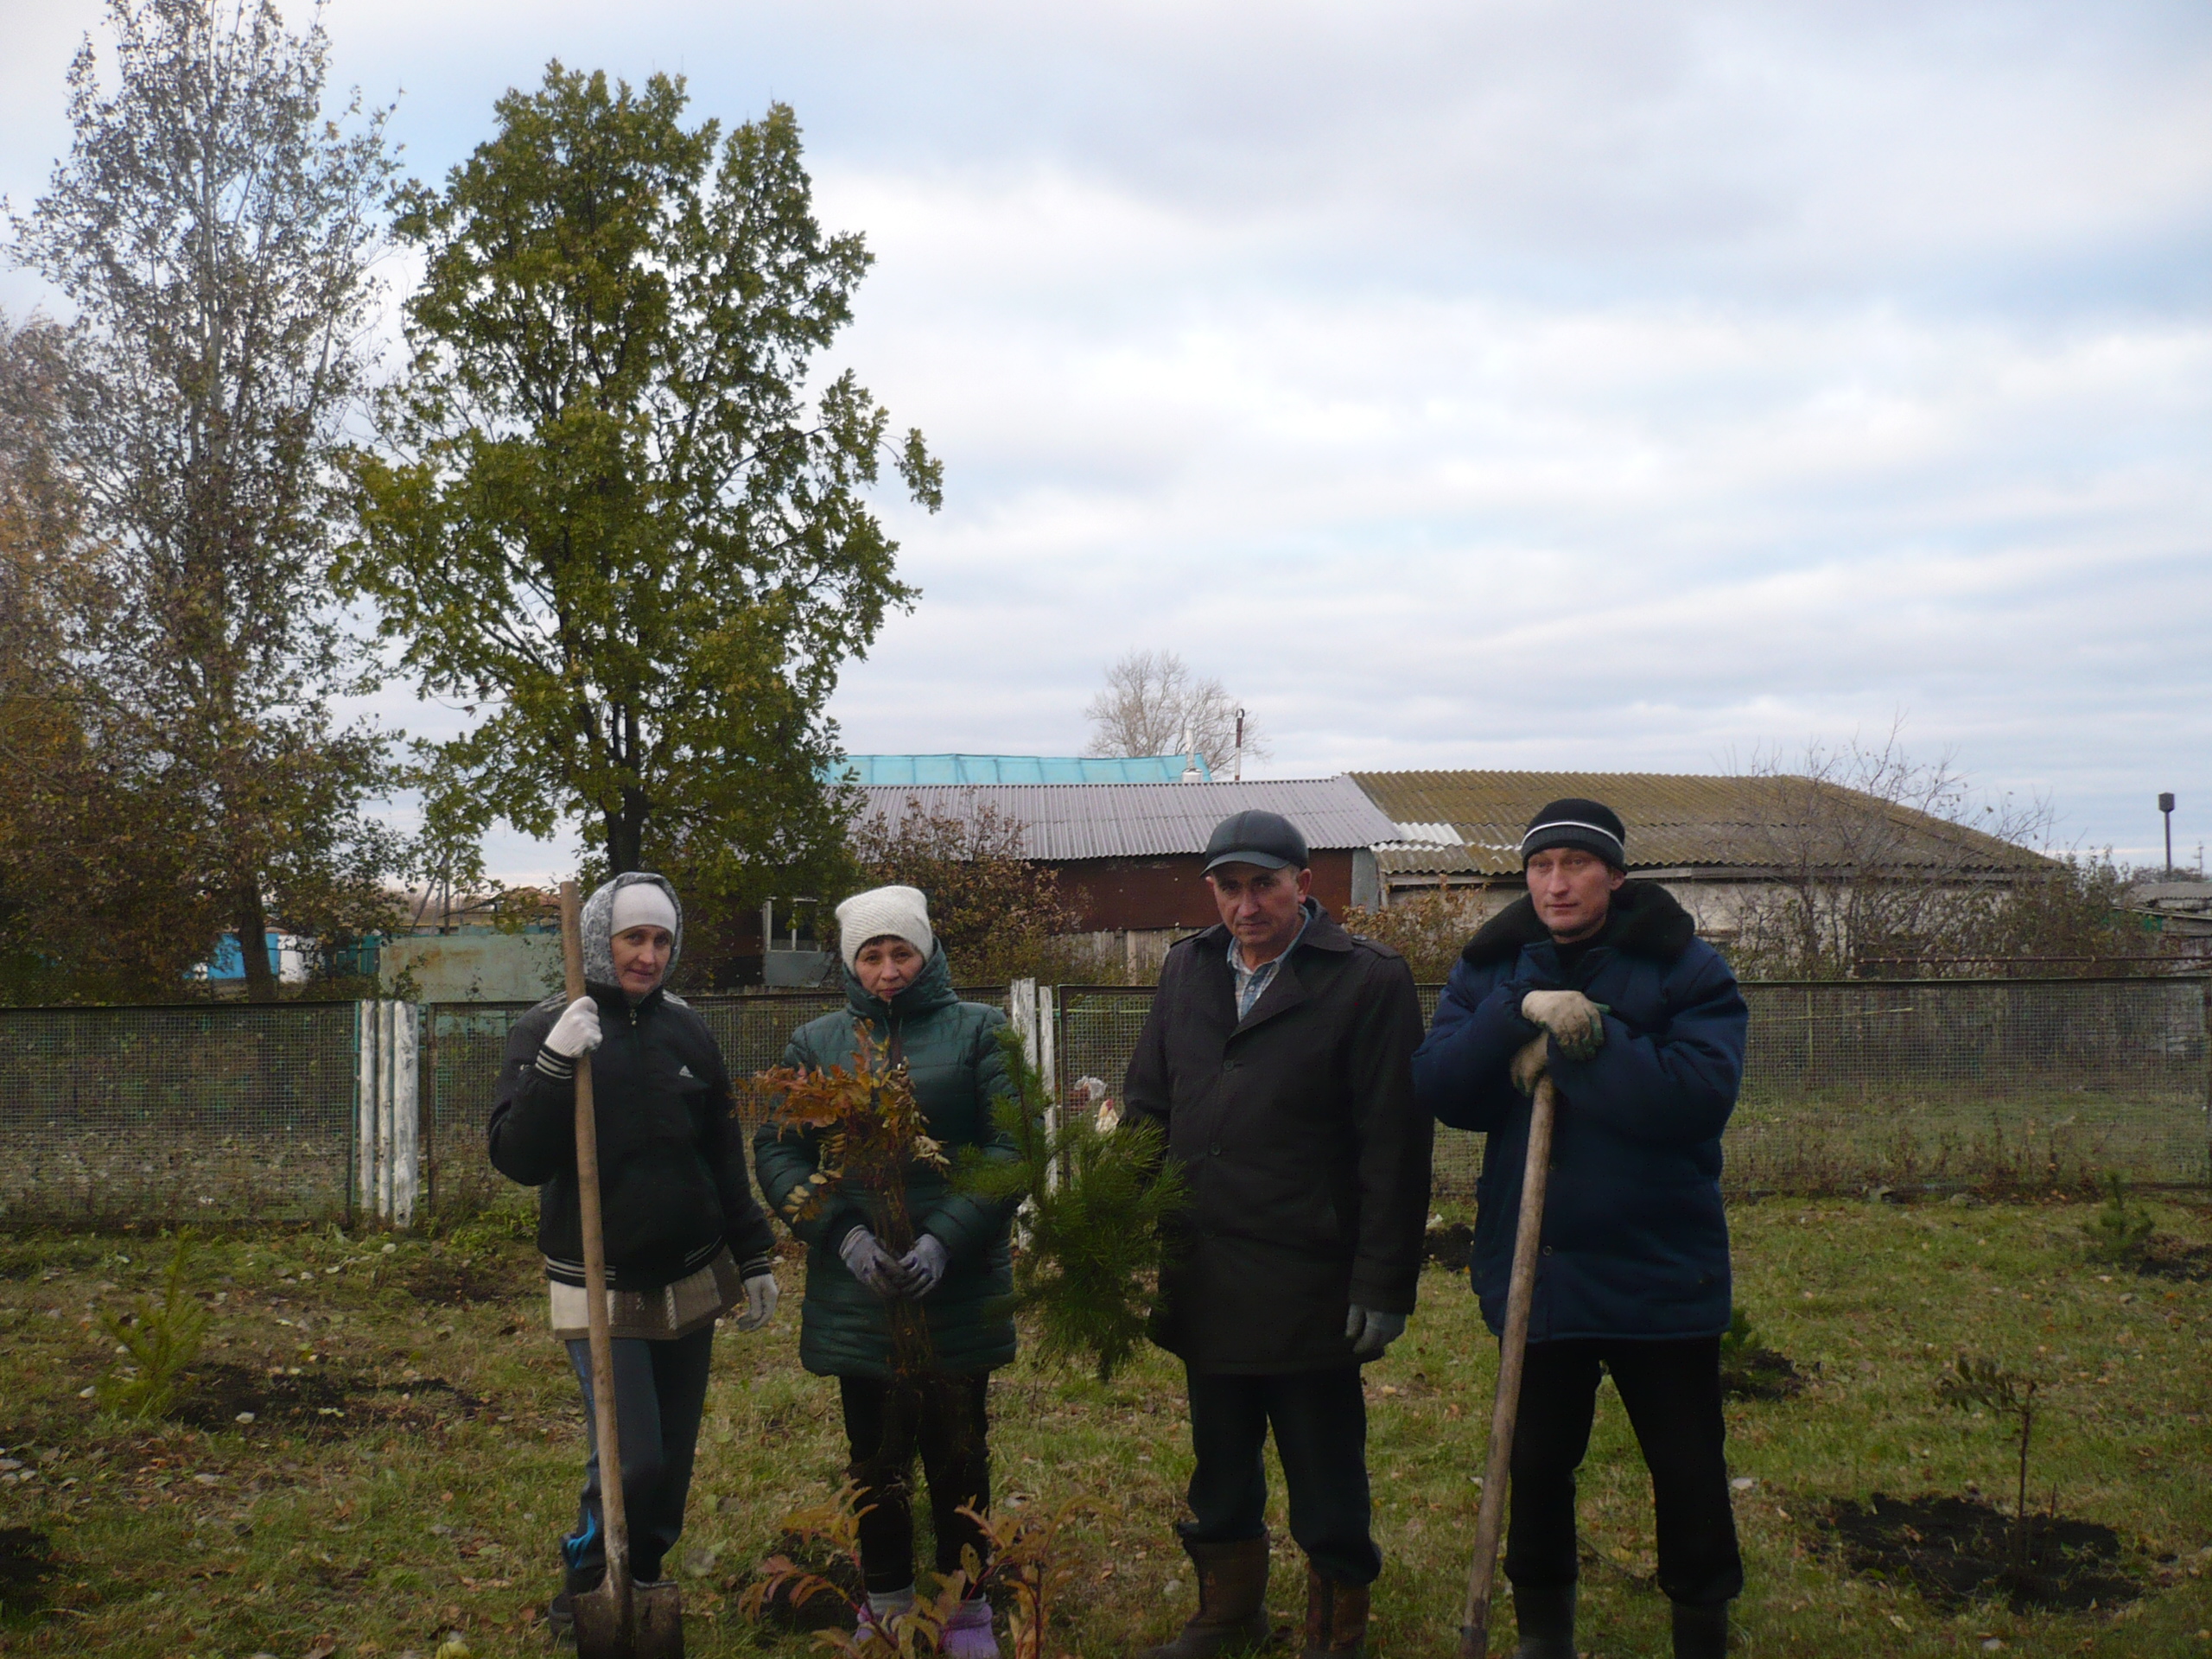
[838,1226,950,1301]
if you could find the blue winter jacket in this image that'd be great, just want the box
[1413,881,1747,1343]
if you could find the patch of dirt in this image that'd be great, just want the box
[1423,1223,1473,1272]
[1719,1345,1807,1402]
[1819,1492,2141,1612]
[0,1528,56,1614]
[2136,1237,2212,1281]
[170,1362,492,1439]
[747,1534,866,1632]
[397,1255,531,1306]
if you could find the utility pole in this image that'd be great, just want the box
[1234,708,1245,781]
[2159,791,2176,875]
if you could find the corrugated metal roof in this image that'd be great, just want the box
[854,777,1399,861]
[834,753,1209,785]
[1351,770,2050,876]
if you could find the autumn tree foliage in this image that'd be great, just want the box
[847,794,1084,985]
[8,0,404,999]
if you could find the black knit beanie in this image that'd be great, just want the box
[1520,798,1628,870]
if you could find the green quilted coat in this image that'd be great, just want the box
[753,948,1020,1378]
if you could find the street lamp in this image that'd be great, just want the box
[2158,791,2176,876]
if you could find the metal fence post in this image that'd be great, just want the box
[1007,979,1060,1191]
[392,1003,420,1230]
[356,1001,378,1218]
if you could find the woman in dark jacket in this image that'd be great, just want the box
[490,871,780,1638]
[753,884,1018,1659]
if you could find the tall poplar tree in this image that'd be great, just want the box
[10,0,402,1000]
[344,68,938,908]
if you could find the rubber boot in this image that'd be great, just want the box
[1510,1580,1575,1659]
[1300,1560,1370,1659]
[1671,1600,1729,1658]
[1139,1535,1271,1659]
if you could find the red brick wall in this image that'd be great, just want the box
[1044,850,1358,932]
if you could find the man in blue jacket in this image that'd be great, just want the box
[1413,798,1746,1659]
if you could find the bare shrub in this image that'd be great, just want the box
[849,793,1084,984]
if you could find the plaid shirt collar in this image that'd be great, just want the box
[1226,900,1316,1020]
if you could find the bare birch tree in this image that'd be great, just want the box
[1082,648,1268,776]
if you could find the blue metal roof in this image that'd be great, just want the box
[831,753,1211,785]
[851,777,1397,859]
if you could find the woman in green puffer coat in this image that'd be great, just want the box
[753,885,1019,1657]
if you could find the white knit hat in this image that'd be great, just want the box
[610,882,680,937]
[835,885,934,971]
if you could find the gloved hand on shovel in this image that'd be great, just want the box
[839,1227,912,1300]
[1521,988,1607,1062]
[1510,1033,1550,1097]
[535,995,602,1077]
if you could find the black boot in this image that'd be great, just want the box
[1510,1580,1575,1659]
[1300,1559,1370,1659]
[1671,1599,1729,1658]
[1138,1535,1271,1659]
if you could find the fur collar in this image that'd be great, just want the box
[1461,879,1697,968]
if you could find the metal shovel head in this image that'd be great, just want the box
[573,1576,684,1658]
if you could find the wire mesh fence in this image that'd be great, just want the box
[1,977,2203,1228]
[0,1001,359,1227]
[1058,978,2212,1201]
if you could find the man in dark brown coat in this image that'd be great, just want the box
[1125,810,1431,1659]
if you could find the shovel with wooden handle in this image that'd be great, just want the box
[1457,1071,1560,1659]
[559,880,685,1659]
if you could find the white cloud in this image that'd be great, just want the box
[5,0,2209,872]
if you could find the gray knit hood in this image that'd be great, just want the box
[580,871,683,992]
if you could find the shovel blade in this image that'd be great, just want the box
[574,1577,684,1659]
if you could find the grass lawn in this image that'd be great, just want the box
[2,1192,2209,1658]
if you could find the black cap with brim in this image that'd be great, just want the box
[1203,808,1309,874]
[1521,797,1628,869]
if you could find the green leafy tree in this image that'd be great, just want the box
[8,0,404,1000]
[344,68,938,912]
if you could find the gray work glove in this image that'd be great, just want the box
[1510,1033,1550,1097]
[1521,988,1607,1062]
[899,1235,950,1298]
[1345,1305,1407,1359]
[543,995,603,1058]
[734,1268,779,1332]
[838,1227,911,1300]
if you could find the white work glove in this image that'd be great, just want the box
[839,1227,912,1300]
[899,1235,950,1298]
[1521,989,1607,1063]
[734,1268,779,1331]
[1510,1033,1549,1097]
[544,995,603,1059]
[1345,1305,1407,1359]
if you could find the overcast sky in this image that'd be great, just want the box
[5,0,2209,878]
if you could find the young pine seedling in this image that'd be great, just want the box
[1937,1353,2044,1573]
[96,1233,210,1421]
[2082,1172,2156,1268]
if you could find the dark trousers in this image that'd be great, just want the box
[563,1327,714,1586]
[840,1373,994,1594]
[1182,1365,1381,1586]
[1503,1336,1743,1609]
